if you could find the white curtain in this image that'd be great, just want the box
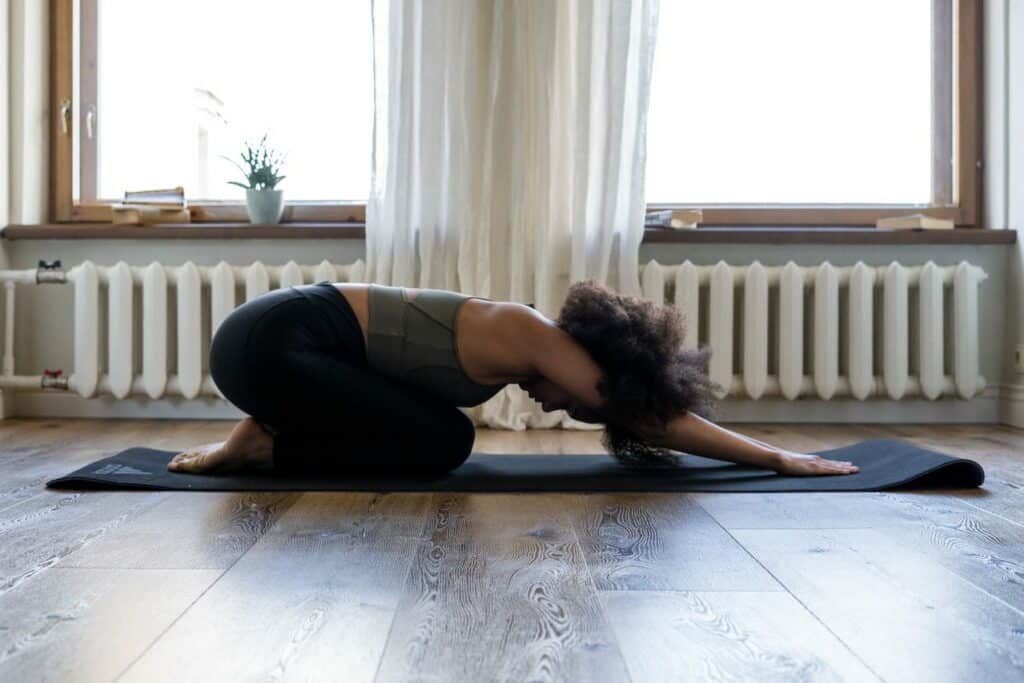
[1,0,49,226]
[368,0,658,429]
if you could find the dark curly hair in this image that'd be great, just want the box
[556,280,717,468]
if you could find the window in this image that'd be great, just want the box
[56,0,372,221]
[645,0,979,226]
[51,0,980,226]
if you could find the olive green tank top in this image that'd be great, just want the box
[366,284,505,407]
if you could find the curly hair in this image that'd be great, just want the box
[556,280,717,469]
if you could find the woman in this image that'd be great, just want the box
[168,280,859,477]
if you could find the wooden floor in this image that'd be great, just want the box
[1,420,1023,682]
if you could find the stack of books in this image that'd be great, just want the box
[645,209,703,229]
[875,214,954,230]
[112,187,190,225]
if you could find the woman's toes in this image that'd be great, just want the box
[166,436,268,475]
[170,454,200,472]
[168,445,223,473]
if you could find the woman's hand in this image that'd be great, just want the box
[773,451,860,476]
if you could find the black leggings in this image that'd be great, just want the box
[209,283,475,474]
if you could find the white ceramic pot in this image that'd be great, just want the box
[245,189,285,224]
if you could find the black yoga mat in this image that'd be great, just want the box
[46,438,983,493]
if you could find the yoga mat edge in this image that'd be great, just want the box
[44,438,985,493]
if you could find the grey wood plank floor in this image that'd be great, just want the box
[0,419,1021,682]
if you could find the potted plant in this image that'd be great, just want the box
[225,135,287,224]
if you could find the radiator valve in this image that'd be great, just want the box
[36,260,67,284]
[42,369,69,391]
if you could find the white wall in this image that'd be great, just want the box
[0,240,10,417]
[0,237,1009,423]
[988,0,1024,425]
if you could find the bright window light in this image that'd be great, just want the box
[645,0,934,205]
[96,0,372,201]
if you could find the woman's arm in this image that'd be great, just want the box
[639,412,859,476]
[516,308,858,476]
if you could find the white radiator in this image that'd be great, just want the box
[0,258,988,402]
[640,260,987,400]
[0,259,365,399]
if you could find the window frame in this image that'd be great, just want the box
[49,0,981,228]
[49,0,366,224]
[645,0,981,227]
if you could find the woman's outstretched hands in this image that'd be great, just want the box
[773,451,860,476]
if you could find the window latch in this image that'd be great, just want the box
[59,98,72,135]
[86,104,97,139]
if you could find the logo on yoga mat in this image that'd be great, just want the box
[92,463,150,476]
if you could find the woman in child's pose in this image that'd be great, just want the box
[168,280,858,478]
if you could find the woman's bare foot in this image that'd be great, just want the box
[167,418,274,474]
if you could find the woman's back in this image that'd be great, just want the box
[333,283,536,390]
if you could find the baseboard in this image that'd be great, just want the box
[718,394,1000,423]
[12,392,246,420]
[9,388,1003,424]
[0,390,13,419]
[999,382,1024,428]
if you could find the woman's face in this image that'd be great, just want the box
[519,378,572,412]
[519,379,603,424]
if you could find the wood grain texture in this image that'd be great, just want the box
[0,421,200,590]
[735,528,1024,682]
[873,492,1024,611]
[0,489,168,598]
[62,491,299,569]
[571,493,780,591]
[698,489,1024,612]
[473,426,605,454]
[603,590,878,682]
[694,492,897,530]
[1,420,1021,682]
[0,568,219,683]
[848,424,1024,526]
[119,493,432,683]
[375,494,630,683]
[0,420,162,515]
[0,443,78,514]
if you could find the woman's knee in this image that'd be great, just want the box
[209,304,290,416]
[209,319,247,405]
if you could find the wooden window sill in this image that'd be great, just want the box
[1,222,368,240]
[1,223,1016,245]
[641,227,1016,245]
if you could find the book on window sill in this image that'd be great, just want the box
[875,214,954,231]
[111,203,191,226]
[645,209,703,229]
[123,186,187,208]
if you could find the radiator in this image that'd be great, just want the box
[0,259,366,399]
[0,258,988,402]
[640,260,987,400]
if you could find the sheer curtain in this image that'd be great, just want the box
[368,0,658,428]
[1,0,49,226]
